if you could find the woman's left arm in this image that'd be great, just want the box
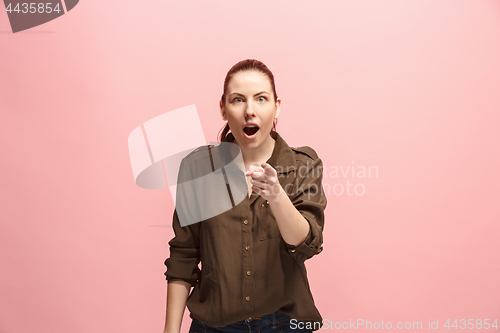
[248,157,327,260]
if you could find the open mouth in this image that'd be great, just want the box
[243,125,259,136]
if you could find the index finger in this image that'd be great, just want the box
[245,165,264,177]
[261,162,277,177]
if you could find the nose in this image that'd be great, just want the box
[245,101,256,118]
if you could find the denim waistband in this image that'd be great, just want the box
[241,310,289,323]
[192,310,290,326]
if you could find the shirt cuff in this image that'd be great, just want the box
[164,257,200,286]
[165,277,197,286]
[284,219,323,261]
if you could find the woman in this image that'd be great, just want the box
[163,59,327,333]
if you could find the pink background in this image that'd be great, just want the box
[1,0,499,332]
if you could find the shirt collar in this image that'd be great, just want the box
[222,131,296,175]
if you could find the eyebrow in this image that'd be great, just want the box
[228,91,270,97]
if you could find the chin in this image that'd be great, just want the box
[239,136,261,148]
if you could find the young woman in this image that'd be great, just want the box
[163,59,327,333]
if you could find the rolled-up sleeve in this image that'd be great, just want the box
[164,209,201,286]
[284,157,327,262]
[164,155,202,286]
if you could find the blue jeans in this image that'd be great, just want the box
[188,311,313,333]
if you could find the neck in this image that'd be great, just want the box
[235,134,276,168]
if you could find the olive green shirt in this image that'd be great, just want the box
[164,131,327,330]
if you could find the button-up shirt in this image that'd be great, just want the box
[164,131,327,330]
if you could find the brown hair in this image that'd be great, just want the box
[218,59,278,142]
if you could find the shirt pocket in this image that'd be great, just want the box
[258,201,281,240]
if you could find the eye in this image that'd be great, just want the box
[232,97,243,103]
[257,96,267,102]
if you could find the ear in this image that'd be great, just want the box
[219,100,226,120]
[274,98,282,119]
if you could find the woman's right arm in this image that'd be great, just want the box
[163,280,192,333]
[163,154,204,332]
[163,209,200,333]
[163,208,201,333]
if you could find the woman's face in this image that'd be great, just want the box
[220,70,281,150]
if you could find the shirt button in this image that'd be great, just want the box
[248,317,252,321]
[246,296,250,301]
[318,248,322,253]
[246,270,251,276]
[266,201,269,205]
[261,203,265,207]
[290,249,296,253]
[243,219,248,225]
[245,245,250,251]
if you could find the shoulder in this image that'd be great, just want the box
[289,146,323,174]
[181,144,214,165]
[178,145,214,179]
[184,144,212,158]
[290,146,319,160]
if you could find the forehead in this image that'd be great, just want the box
[227,70,272,93]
